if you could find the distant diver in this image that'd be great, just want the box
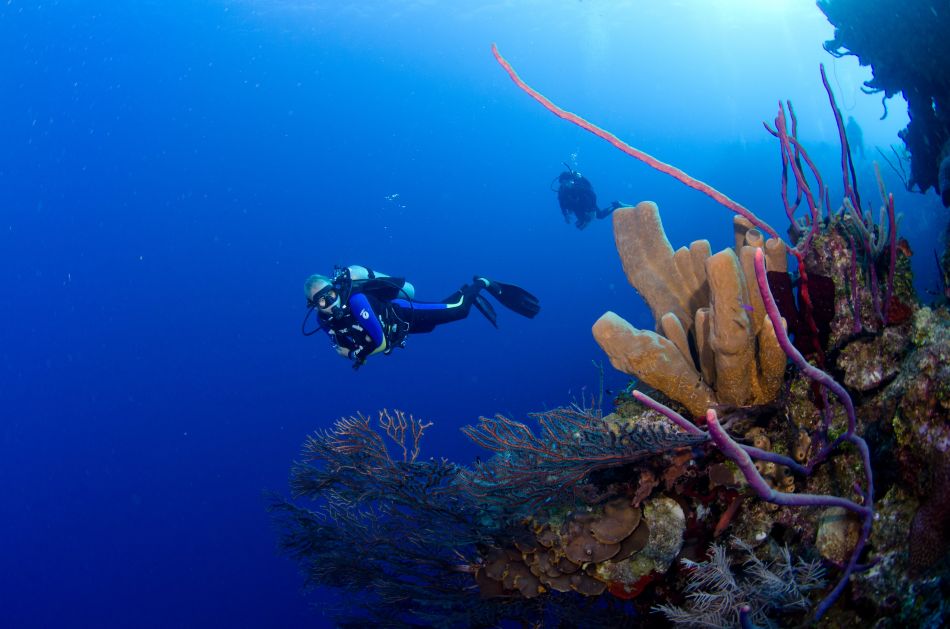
[553,164,625,229]
[302,265,540,370]
[939,140,950,207]
[845,116,865,160]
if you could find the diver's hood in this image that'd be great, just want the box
[307,276,332,297]
[302,277,342,336]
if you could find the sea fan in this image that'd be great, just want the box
[654,538,825,628]
[460,406,707,515]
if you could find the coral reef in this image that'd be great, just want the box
[272,47,950,628]
[270,408,686,627]
[489,45,948,624]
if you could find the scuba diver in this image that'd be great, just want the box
[553,164,625,229]
[939,139,950,207]
[302,265,540,370]
[845,116,865,160]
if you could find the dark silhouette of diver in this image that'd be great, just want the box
[845,116,865,160]
[939,140,950,207]
[302,265,540,370]
[553,164,625,229]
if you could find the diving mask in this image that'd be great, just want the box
[310,285,340,311]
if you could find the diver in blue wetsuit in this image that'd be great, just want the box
[302,265,540,370]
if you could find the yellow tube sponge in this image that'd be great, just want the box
[613,201,708,333]
[595,203,789,417]
[593,312,716,417]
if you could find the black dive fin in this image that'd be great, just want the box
[473,293,498,328]
[479,279,541,319]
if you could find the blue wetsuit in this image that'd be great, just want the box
[322,283,480,366]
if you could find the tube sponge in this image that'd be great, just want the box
[593,202,787,417]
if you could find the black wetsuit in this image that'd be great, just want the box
[557,170,618,229]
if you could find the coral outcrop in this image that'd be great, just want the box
[474,495,678,600]
[593,202,788,417]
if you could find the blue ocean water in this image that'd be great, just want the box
[0,1,943,627]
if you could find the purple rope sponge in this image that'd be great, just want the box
[745,249,874,619]
[629,252,876,620]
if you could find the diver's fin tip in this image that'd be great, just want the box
[473,293,498,328]
[481,279,541,319]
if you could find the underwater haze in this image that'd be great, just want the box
[0,1,944,627]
